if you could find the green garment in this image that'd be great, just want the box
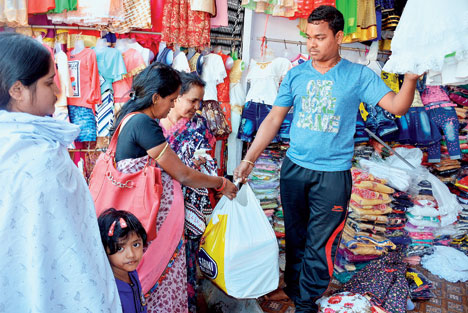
[336,0,357,35]
[47,0,78,13]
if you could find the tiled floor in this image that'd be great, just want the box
[259,267,468,313]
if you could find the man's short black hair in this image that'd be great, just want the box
[307,5,344,35]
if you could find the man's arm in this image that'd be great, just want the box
[234,106,291,181]
[377,73,420,116]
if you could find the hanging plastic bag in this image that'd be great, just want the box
[198,183,279,298]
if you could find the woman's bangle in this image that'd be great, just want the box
[215,177,227,192]
[241,159,255,166]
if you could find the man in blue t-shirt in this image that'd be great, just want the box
[234,5,420,313]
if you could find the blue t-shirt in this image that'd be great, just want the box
[274,59,391,171]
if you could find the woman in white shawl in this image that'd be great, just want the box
[0,33,122,312]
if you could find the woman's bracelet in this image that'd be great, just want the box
[241,159,255,166]
[215,177,227,192]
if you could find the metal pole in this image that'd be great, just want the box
[364,128,416,169]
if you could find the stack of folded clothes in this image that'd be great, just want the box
[334,168,397,283]
[385,191,412,247]
[248,145,288,256]
[404,180,439,259]
[249,148,284,221]
[447,84,468,107]
[429,157,461,183]
[406,267,435,300]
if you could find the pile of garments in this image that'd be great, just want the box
[428,157,461,183]
[385,191,411,248]
[452,167,468,205]
[406,267,435,300]
[334,168,397,283]
[403,180,440,260]
[447,85,468,107]
[248,145,286,252]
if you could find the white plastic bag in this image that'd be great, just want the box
[198,183,279,298]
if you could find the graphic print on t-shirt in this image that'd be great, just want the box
[297,80,340,133]
[68,60,81,98]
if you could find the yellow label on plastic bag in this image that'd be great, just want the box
[198,214,228,292]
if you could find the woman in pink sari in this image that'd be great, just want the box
[160,72,217,313]
[110,63,237,313]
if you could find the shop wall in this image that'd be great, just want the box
[242,11,379,67]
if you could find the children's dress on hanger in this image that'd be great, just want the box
[383,0,468,85]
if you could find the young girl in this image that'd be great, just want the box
[98,208,148,313]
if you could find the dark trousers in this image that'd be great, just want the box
[280,157,352,313]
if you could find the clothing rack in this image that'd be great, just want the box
[28,25,243,42]
[28,24,162,35]
[256,36,392,55]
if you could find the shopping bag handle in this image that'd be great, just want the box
[234,179,242,189]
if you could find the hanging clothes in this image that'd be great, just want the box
[342,0,378,43]
[227,59,246,176]
[28,0,55,14]
[67,48,102,112]
[94,46,127,137]
[242,0,297,17]
[113,48,146,106]
[47,0,78,14]
[0,0,27,27]
[54,50,73,122]
[172,52,191,73]
[336,0,357,36]
[107,0,152,34]
[162,0,211,48]
[211,0,228,27]
[67,48,101,142]
[382,0,468,85]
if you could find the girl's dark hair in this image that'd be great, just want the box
[308,5,344,35]
[179,71,206,95]
[98,208,148,255]
[0,33,52,110]
[111,62,181,135]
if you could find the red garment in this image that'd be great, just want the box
[113,48,147,103]
[116,33,161,59]
[67,48,101,112]
[216,52,231,130]
[162,0,211,47]
[291,0,335,19]
[137,0,164,33]
[28,0,55,14]
[216,52,230,103]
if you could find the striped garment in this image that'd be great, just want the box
[96,88,114,137]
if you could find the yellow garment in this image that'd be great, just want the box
[349,212,389,224]
[191,0,216,15]
[379,39,392,51]
[342,0,377,43]
[381,70,400,92]
[229,59,244,84]
[354,181,395,194]
[343,226,387,242]
[350,204,392,215]
[351,193,392,206]
[411,89,424,107]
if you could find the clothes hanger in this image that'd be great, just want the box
[282,39,293,60]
